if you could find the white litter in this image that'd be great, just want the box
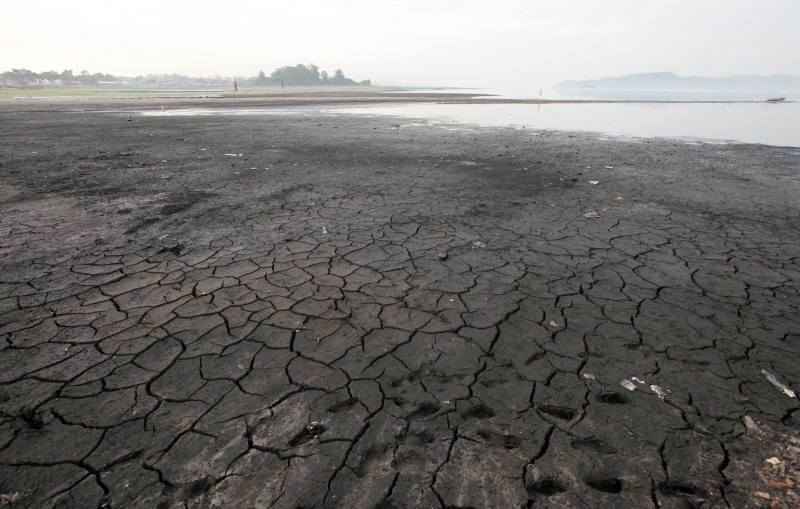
[650,385,670,400]
[620,379,637,392]
[583,211,601,219]
[605,165,614,169]
[582,373,597,381]
[224,153,244,157]
[631,376,646,385]
[472,241,487,249]
[762,369,797,399]
[588,180,600,185]
[322,226,328,235]
[548,320,560,328]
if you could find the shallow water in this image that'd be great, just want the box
[136,95,800,147]
[332,101,800,147]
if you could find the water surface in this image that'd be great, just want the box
[332,101,800,147]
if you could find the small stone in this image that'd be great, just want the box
[767,479,794,489]
[307,421,325,434]
[753,491,771,500]
[766,457,783,466]
[437,252,448,261]
[620,379,637,392]
[743,415,761,434]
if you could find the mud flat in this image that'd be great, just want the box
[1,102,799,508]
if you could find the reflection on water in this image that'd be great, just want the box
[135,95,800,147]
[332,102,800,147]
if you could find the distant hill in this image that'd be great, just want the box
[557,72,800,97]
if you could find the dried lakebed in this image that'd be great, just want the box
[1,107,800,508]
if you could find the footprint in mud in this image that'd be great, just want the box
[525,350,547,365]
[327,397,359,413]
[596,391,630,404]
[477,429,522,450]
[657,480,705,498]
[538,404,577,421]
[570,436,618,455]
[526,478,568,497]
[460,403,496,420]
[354,443,393,477]
[406,401,441,420]
[585,476,624,494]
[400,429,436,446]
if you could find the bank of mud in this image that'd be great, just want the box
[1,106,799,508]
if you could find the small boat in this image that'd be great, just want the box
[766,97,786,103]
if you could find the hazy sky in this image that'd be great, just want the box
[4,0,799,88]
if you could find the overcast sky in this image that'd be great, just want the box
[4,0,799,88]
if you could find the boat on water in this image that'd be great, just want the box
[766,97,787,103]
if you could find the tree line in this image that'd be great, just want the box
[0,69,118,86]
[1,65,371,88]
[249,64,370,87]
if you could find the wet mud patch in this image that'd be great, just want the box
[124,190,216,234]
[159,191,216,216]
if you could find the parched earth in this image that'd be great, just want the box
[1,104,799,508]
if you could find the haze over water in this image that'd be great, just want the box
[334,102,800,148]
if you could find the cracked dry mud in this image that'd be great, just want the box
[1,105,800,509]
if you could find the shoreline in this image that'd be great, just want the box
[0,88,793,113]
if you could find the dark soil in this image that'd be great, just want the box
[1,102,799,508]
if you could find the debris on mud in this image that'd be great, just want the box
[0,493,20,506]
[583,210,601,219]
[289,421,327,447]
[744,415,762,434]
[619,377,670,400]
[650,384,670,400]
[158,243,185,256]
[472,240,487,248]
[762,369,797,399]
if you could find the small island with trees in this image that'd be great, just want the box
[249,65,370,87]
[0,64,371,89]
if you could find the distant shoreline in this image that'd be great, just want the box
[0,88,794,113]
